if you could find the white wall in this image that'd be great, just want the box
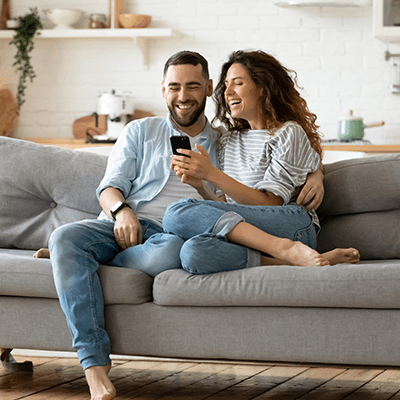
[1,0,400,143]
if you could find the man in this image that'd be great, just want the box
[46,50,324,400]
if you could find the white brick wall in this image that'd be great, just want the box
[1,0,400,143]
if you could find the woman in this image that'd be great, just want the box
[163,50,359,274]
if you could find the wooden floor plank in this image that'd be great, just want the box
[341,369,400,400]
[2,356,400,400]
[251,367,347,400]
[113,361,224,400]
[156,365,307,400]
[296,368,385,400]
[0,358,85,400]
[157,364,269,400]
[203,365,308,400]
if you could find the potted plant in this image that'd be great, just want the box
[9,8,42,109]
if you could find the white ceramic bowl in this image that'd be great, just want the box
[46,9,83,30]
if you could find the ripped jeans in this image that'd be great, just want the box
[162,199,317,275]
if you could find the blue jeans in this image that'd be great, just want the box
[162,199,317,275]
[49,218,183,370]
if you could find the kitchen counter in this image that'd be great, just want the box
[322,143,400,153]
[25,138,114,150]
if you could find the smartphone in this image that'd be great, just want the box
[170,136,191,157]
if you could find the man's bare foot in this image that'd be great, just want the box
[85,365,116,400]
[273,239,329,267]
[323,248,360,265]
[33,248,50,258]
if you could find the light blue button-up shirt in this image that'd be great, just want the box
[96,115,220,220]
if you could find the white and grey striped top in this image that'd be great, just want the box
[219,121,321,227]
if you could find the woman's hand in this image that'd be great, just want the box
[171,144,218,182]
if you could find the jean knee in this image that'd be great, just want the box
[49,224,87,284]
[163,198,200,235]
[180,239,205,275]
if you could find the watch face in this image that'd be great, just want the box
[111,201,123,213]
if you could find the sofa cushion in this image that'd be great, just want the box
[319,154,400,216]
[0,249,153,305]
[153,260,400,309]
[0,137,107,249]
[317,154,400,259]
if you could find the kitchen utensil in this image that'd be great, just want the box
[44,9,83,30]
[96,90,134,140]
[72,110,154,141]
[109,0,124,28]
[89,14,107,29]
[338,110,384,141]
[0,0,10,30]
[118,14,152,29]
[72,114,107,140]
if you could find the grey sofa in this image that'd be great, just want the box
[1,136,400,370]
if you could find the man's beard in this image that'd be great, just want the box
[168,97,207,128]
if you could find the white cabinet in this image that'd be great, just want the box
[0,28,175,68]
[373,0,400,41]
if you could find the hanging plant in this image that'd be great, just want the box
[9,8,42,109]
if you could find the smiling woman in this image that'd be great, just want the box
[165,49,359,274]
[224,63,264,130]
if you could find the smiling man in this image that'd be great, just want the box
[48,51,220,400]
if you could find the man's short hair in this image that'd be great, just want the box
[163,50,209,80]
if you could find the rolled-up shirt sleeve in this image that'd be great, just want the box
[254,124,320,204]
[96,124,138,201]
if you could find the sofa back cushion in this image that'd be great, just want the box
[0,137,107,249]
[317,154,400,259]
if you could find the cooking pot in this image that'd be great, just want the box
[338,110,384,141]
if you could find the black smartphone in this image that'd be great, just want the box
[170,136,191,157]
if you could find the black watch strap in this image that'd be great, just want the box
[110,201,131,221]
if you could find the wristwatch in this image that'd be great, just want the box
[110,201,131,221]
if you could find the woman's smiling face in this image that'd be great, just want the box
[224,63,265,130]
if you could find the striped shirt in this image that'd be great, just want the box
[219,121,321,227]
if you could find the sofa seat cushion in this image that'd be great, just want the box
[0,249,153,305]
[153,260,400,309]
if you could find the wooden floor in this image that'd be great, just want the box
[2,355,400,399]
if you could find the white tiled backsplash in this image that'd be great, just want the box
[1,0,400,143]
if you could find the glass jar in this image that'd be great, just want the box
[89,14,107,29]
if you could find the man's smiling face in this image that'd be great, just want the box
[162,64,212,136]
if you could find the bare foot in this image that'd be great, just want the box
[33,248,50,258]
[323,248,360,265]
[85,365,116,400]
[274,239,329,267]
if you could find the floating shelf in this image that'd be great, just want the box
[0,28,175,67]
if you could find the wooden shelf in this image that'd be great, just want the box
[322,144,400,153]
[0,28,175,67]
[0,28,173,39]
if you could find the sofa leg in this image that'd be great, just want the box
[1,348,33,372]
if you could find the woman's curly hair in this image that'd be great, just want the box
[212,50,323,159]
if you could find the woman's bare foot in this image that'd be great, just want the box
[33,248,50,258]
[85,365,116,400]
[273,239,329,267]
[323,248,360,265]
